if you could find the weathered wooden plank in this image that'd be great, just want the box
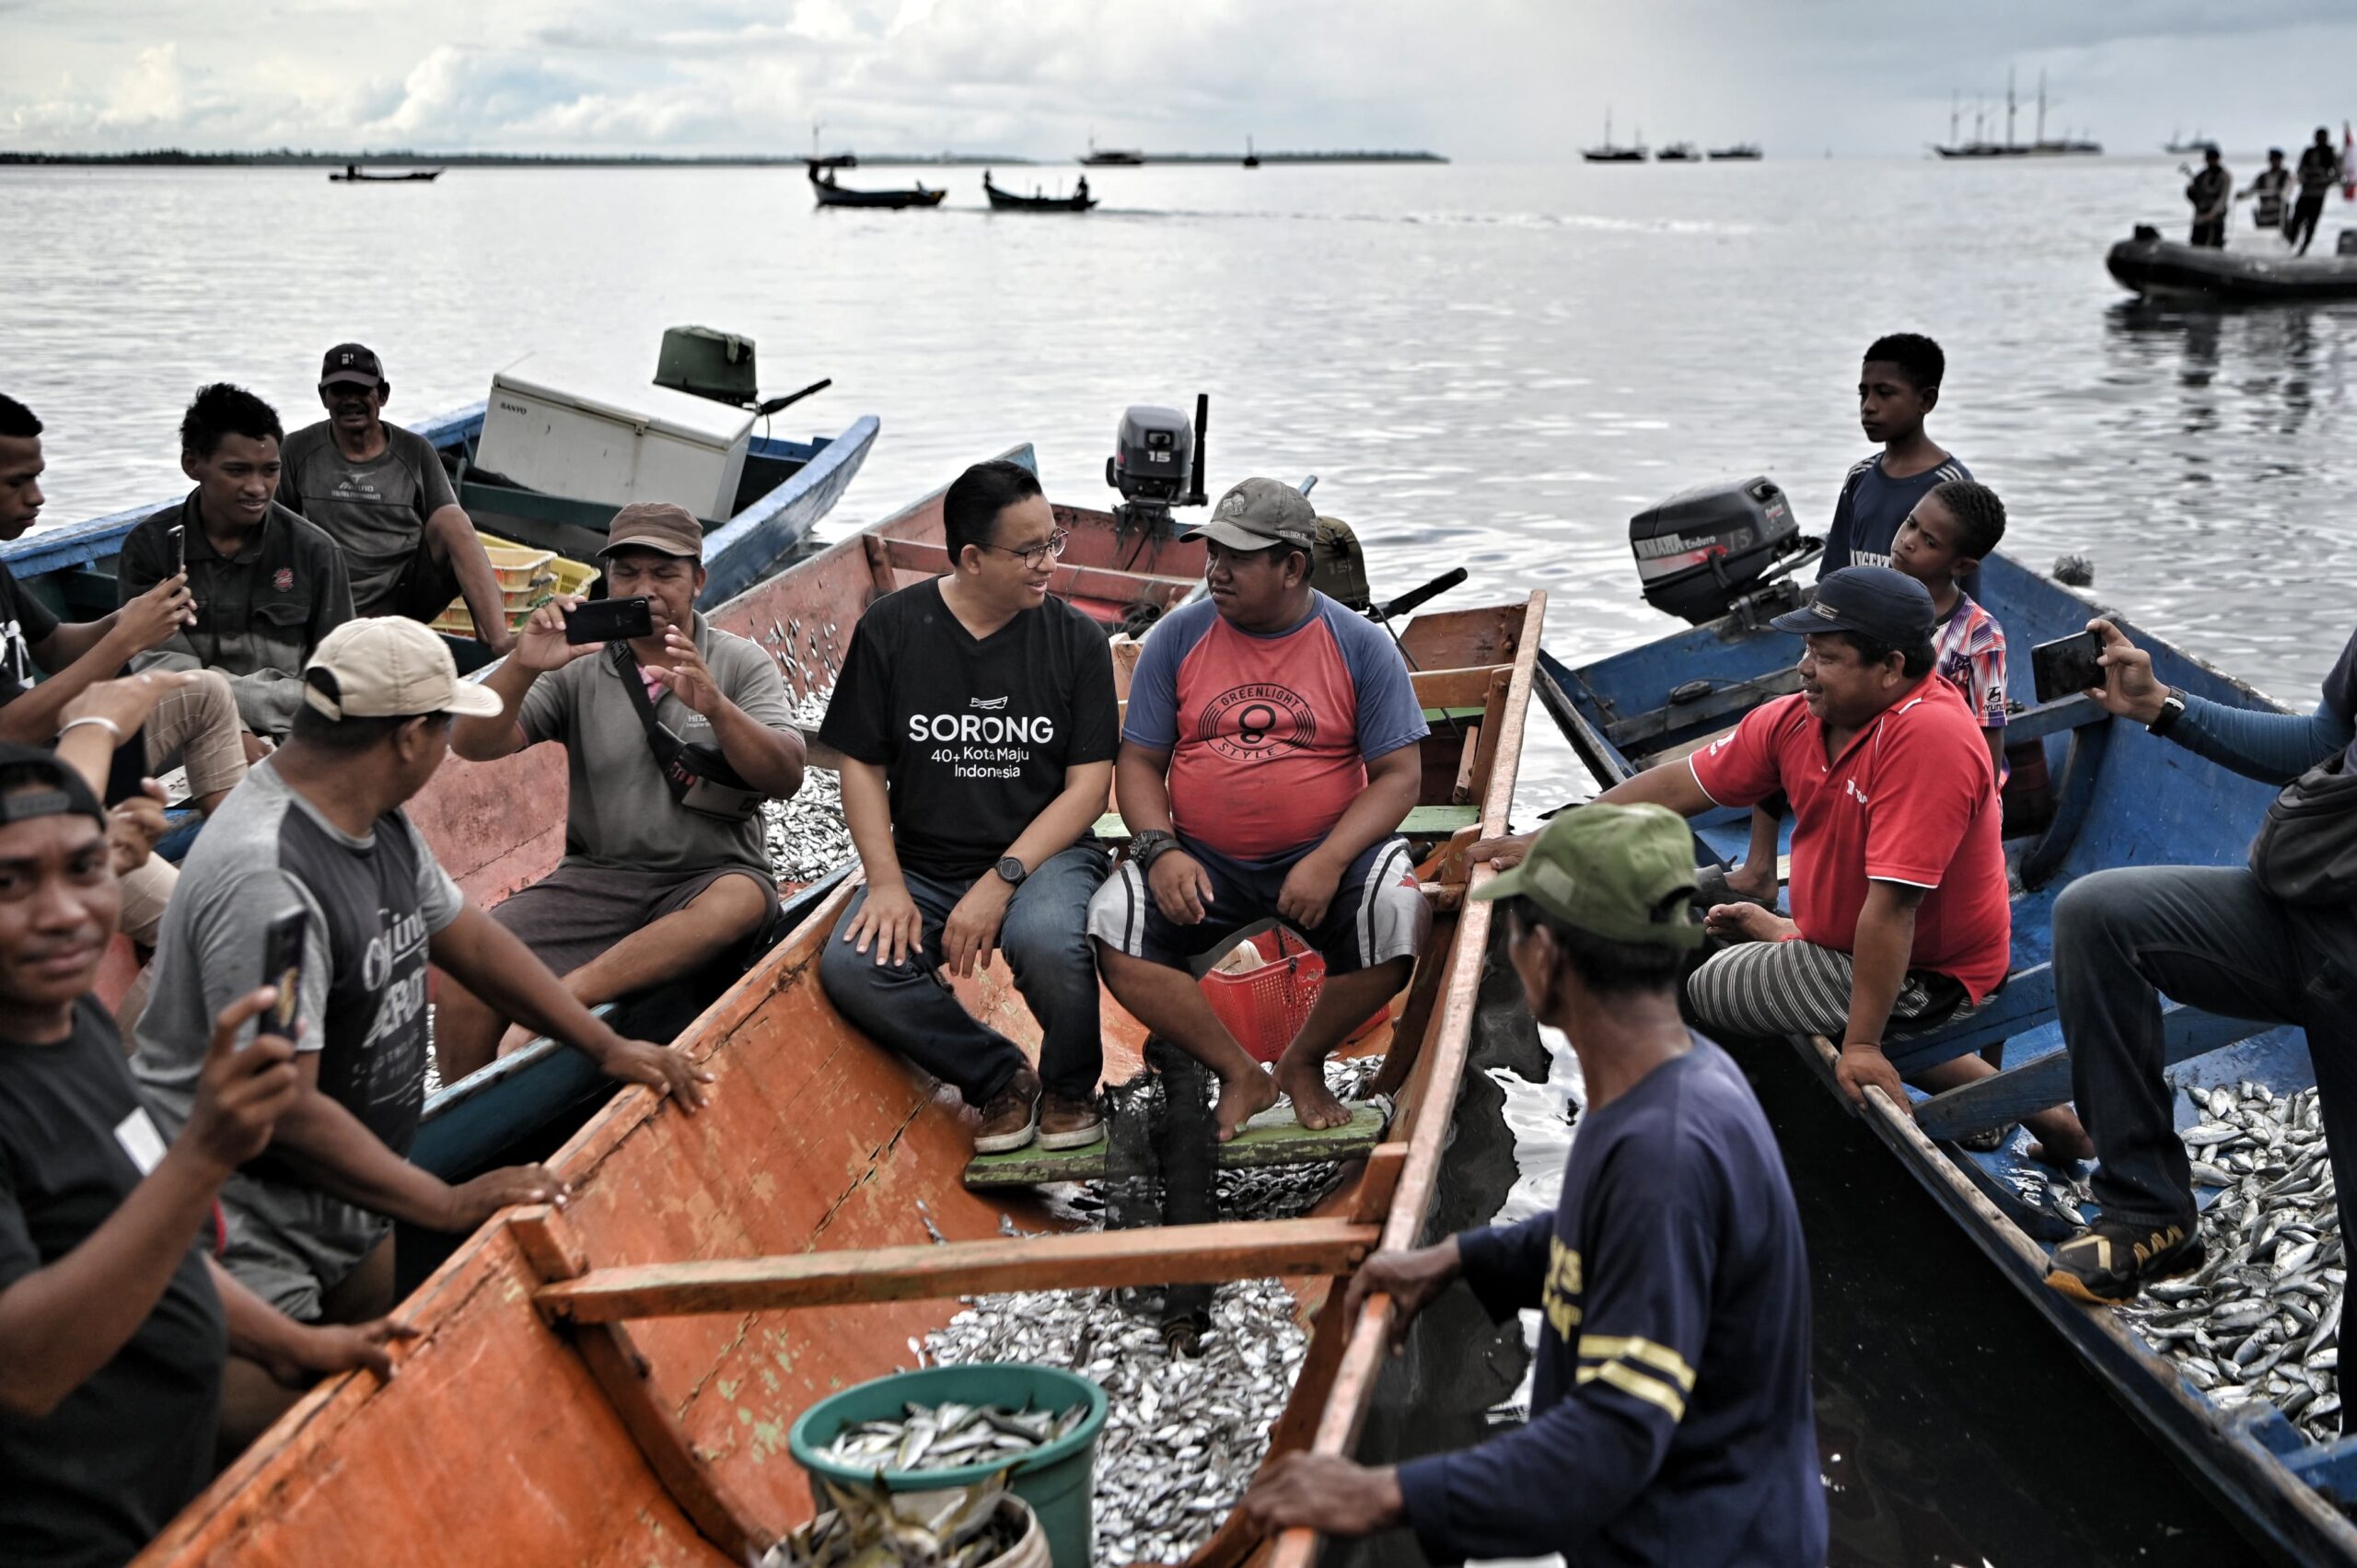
[1604,665,1805,749]
[2007,692,2108,744]
[535,1217,1381,1324]
[1091,803,1480,843]
[1887,963,2057,1075]
[1451,722,1481,805]
[963,1100,1391,1189]
[1914,1006,2264,1141]
[508,1206,773,1562]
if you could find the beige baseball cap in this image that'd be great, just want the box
[301,617,506,721]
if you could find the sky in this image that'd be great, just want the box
[5,1,2357,160]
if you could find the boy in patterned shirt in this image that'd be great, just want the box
[1729,478,2010,902]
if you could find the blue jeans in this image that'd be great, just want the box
[818,843,1110,1105]
[2056,864,2357,1236]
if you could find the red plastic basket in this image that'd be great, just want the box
[1196,930,1387,1065]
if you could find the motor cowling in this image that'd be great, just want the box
[1631,476,1810,625]
[1107,405,1196,505]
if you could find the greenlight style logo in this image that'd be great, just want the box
[1198,682,1316,762]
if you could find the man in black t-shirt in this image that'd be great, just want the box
[0,745,412,1568]
[819,460,1119,1155]
[2288,128,2344,255]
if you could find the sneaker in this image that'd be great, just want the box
[1037,1091,1107,1151]
[2044,1216,2206,1305]
[974,1067,1041,1154]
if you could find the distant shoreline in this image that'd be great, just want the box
[0,148,1449,168]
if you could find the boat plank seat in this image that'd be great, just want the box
[1092,803,1480,842]
[963,1098,1390,1189]
[1606,667,1805,750]
[1912,1005,2260,1142]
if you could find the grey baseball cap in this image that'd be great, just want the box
[1183,477,1318,552]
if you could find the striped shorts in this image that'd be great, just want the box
[1087,833,1427,976]
[1682,937,1976,1043]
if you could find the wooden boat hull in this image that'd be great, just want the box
[134,577,1545,1566]
[811,180,947,209]
[2107,234,2357,303]
[1539,551,2357,1565]
[984,180,1098,212]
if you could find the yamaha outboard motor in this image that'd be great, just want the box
[1630,476,1817,627]
[1108,395,1210,538]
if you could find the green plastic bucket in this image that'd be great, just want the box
[788,1364,1109,1568]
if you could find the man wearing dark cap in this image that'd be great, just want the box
[442,503,806,1078]
[277,343,516,656]
[1475,567,2089,1156]
[1087,477,1429,1140]
[1244,806,1825,1565]
[0,742,414,1567]
[2289,127,2344,255]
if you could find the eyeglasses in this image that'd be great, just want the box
[980,528,1070,569]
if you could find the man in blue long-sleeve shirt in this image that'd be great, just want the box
[1242,805,1825,1566]
[2046,617,2357,1306]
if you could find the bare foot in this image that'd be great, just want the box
[2025,1107,2096,1167]
[1722,862,1778,904]
[1274,1050,1353,1132]
[1213,1065,1281,1142]
[1704,901,1798,946]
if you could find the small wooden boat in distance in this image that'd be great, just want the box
[808,162,946,209]
[329,166,442,182]
[982,172,1097,212]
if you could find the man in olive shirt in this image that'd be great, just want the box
[441,503,806,1079]
[119,384,354,745]
[276,343,514,655]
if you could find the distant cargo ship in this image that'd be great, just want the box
[1708,143,1763,161]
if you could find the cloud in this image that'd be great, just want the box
[4,1,2357,157]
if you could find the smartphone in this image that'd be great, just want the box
[257,909,306,1046]
[562,596,654,645]
[2031,629,2108,705]
[167,523,186,576]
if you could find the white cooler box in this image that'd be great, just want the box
[475,356,756,520]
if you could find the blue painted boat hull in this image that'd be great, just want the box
[1542,551,2357,1564]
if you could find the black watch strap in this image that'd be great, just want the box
[1132,829,1176,869]
[2147,690,2188,738]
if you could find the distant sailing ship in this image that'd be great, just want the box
[1582,109,1647,164]
[2163,128,2212,156]
[1932,71,2102,158]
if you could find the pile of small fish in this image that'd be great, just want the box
[763,688,853,884]
[923,1279,1308,1565]
[759,1470,1029,1568]
[821,1400,1089,1475]
[2113,1081,2344,1443]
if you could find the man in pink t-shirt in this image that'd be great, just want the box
[1471,568,2091,1161]
[1087,479,1429,1141]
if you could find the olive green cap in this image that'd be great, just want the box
[1471,803,1703,949]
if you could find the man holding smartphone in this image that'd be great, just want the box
[2044,618,2357,1307]
[441,503,805,1080]
[130,619,709,1348]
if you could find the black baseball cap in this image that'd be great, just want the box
[0,742,106,829]
[1770,565,1935,645]
[319,343,383,389]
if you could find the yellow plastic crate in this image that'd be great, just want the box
[430,536,600,640]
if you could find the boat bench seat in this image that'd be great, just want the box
[1091,803,1480,844]
[964,1098,1388,1189]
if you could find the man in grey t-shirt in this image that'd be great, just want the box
[441,503,807,1079]
[132,618,709,1336]
[276,343,516,656]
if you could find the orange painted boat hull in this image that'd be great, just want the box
[136,457,1543,1568]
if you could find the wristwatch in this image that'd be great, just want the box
[1130,829,1178,871]
[2147,688,2187,738]
[995,855,1029,889]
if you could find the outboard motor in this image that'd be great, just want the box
[1630,476,1817,627]
[1108,395,1210,537]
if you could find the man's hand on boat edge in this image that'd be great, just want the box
[1834,1041,1911,1119]
[1467,831,1534,871]
[593,1036,714,1112]
[1242,1451,1408,1538]
[1343,1236,1464,1353]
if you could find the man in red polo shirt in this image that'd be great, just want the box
[1475,567,2091,1160]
